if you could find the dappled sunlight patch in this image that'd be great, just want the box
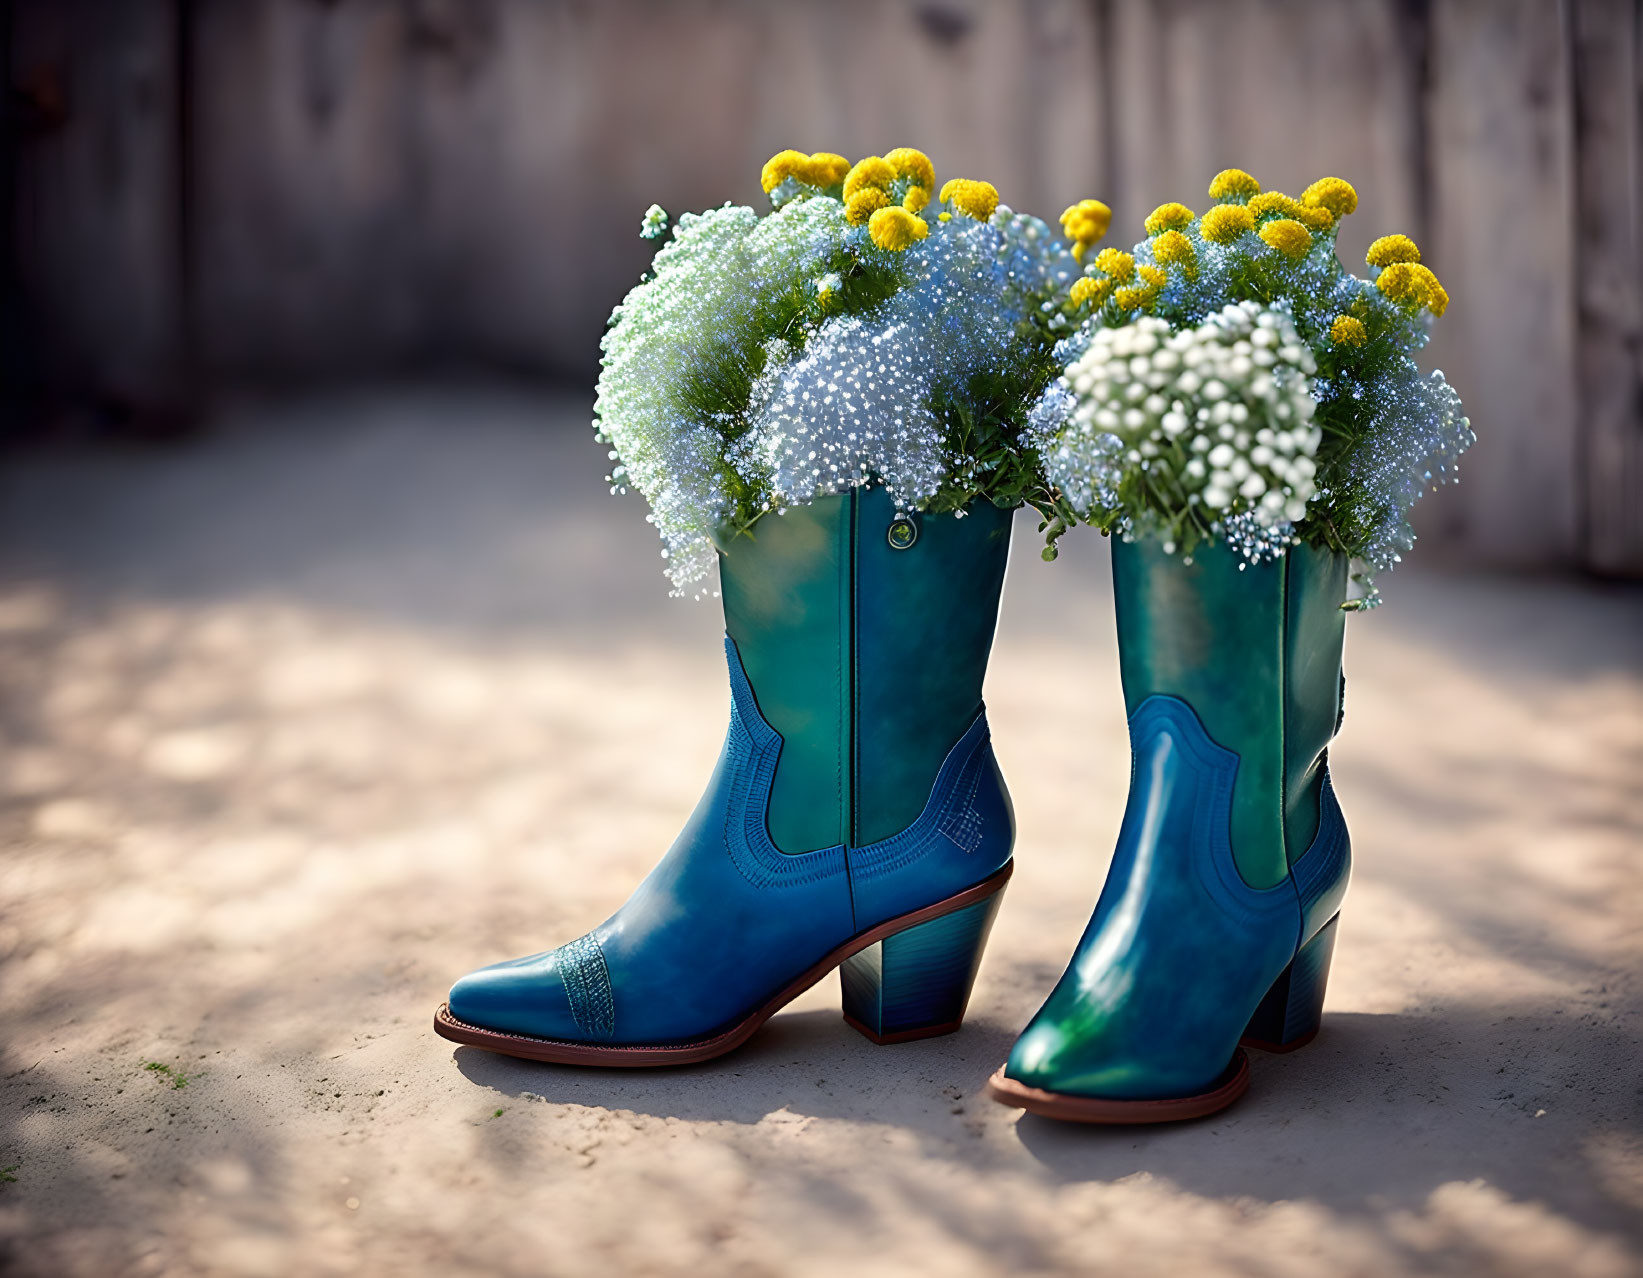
[31,797,118,842]
[1587,1132,1643,1217]
[143,725,256,782]
[0,583,63,633]
[74,885,198,952]
[1387,1179,1637,1278]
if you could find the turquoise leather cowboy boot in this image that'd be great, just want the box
[436,487,1016,1064]
[989,535,1351,1121]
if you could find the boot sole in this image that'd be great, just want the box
[434,861,1013,1067]
[986,1052,1251,1124]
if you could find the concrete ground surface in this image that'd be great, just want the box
[0,384,1639,1278]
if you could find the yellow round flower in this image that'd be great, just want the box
[1366,234,1421,268]
[1060,198,1112,258]
[1303,176,1358,218]
[1115,285,1154,312]
[1138,264,1168,289]
[937,211,952,222]
[843,156,895,200]
[940,178,1000,221]
[867,205,929,251]
[1330,315,1368,347]
[1152,229,1196,269]
[1144,202,1195,235]
[1295,205,1336,233]
[1376,261,1448,316]
[883,147,936,192]
[903,184,931,214]
[1093,248,1135,281]
[845,186,890,226]
[1375,262,1418,304]
[1416,265,1450,317]
[1200,204,1255,243]
[1152,231,1198,280]
[761,149,810,193]
[1068,277,1106,309]
[1208,168,1261,203]
[1248,192,1303,221]
[1152,230,1194,263]
[1259,218,1313,259]
[803,152,851,188]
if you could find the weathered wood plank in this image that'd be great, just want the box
[194,0,1109,381]
[11,0,184,410]
[1426,0,1580,567]
[746,0,1102,223]
[1572,0,1643,574]
[193,0,419,376]
[1105,0,1422,267]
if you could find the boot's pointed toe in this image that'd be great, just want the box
[445,950,581,1043]
[1002,1022,1074,1088]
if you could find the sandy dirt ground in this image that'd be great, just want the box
[1,384,1640,1278]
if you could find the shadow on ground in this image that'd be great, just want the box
[444,996,1643,1237]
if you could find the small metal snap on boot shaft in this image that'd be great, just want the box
[887,515,919,550]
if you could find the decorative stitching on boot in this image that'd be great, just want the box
[556,933,615,1040]
[720,636,849,890]
[850,712,991,880]
[937,740,988,853]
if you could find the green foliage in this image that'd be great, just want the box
[144,1061,190,1090]
[925,342,1067,531]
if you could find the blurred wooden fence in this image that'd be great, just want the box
[6,0,1641,573]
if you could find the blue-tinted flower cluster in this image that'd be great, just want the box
[1025,187,1474,597]
[596,194,1078,592]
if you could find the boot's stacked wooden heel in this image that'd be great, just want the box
[842,880,1008,1044]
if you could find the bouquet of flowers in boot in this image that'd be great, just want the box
[595,147,1111,593]
[1026,168,1474,604]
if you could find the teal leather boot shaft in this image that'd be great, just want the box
[996,534,1352,1117]
[720,487,1013,852]
[1280,542,1351,865]
[1113,537,1347,888]
[717,496,853,853]
[443,489,1017,1058]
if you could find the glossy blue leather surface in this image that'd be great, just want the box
[1006,697,1303,1098]
[448,634,1015,1045]
[1002,535,1353,1102]
[1292,772,1351,942]
[450,489,1016,1048]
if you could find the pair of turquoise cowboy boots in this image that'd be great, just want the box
[435,491,1350,1123]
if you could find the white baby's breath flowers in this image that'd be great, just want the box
[639,204,669,240]
[1035,301,1322,551]
[597,193,1079,594]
